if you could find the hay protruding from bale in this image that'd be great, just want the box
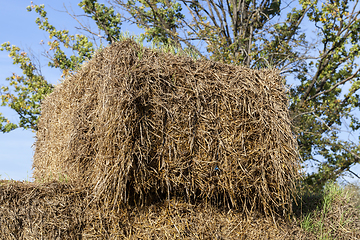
[33,38,299,217]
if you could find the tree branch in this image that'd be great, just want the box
[308,68,360,101]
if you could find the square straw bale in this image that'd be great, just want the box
[33,38,300,217]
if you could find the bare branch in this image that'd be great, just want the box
[348,169,360,179]
[308,68,360,101]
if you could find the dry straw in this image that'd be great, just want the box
[2,180,360,239]
[0,180,303,239]
[33,38,299,218]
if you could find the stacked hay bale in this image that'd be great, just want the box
[33,38,299,217]
[0,181,310,239]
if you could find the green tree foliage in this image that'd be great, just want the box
[0,43,53,132]
[78,0,122,43]
[290,0,360,187]
[0,1,118,132]
[1,0,360,188]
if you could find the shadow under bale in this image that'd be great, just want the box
[33,38,299,217]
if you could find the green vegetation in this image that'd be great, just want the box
[295,182,360,239]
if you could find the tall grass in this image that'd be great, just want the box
[294,181,360,239]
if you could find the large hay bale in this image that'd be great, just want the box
[33,39,299,216]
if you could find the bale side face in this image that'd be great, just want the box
[33,39,299,216]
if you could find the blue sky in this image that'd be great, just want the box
[0,1,359,183]
[0,0,141,180]
[0,0,62,180]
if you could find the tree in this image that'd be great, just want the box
[1,0,360,188]
[290,0,360,187]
